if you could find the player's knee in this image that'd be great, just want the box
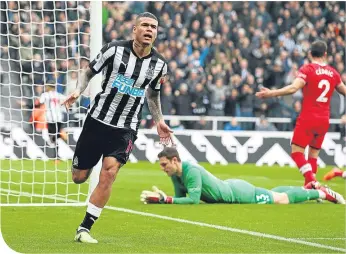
[71,168,89,184]
[291,144,305,154]
[72,175,87,184]
[99,166,120,187]
[308,147,319,158]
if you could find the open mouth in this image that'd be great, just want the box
[144,34,152,39]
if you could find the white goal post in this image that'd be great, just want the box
[0,1,102,207]
[87,1,102,203]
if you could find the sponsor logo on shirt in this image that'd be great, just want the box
[112,74,145,97]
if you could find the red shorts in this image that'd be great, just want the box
[291,117,329,149]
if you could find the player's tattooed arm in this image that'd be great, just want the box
[76,68,96,94]
[146,88,163,123]
[63,67,96,110]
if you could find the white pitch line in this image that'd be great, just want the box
[0,188,86,207]
[1,189,344,252]
[295,238,346,240]
[105,206,346,253]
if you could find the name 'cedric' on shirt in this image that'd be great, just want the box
[112,74,145,97]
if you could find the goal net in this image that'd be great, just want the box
[0,1,101,206]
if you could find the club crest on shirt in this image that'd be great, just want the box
[145,66,155,79]
[73,156,78,167]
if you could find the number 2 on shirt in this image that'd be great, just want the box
[316,79,330,103]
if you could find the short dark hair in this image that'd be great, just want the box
[136,12,158,24]
[310,40,327,58]
[158,147,181,162]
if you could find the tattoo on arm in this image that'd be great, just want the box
[76,68,95,94]
[146,88,163,123]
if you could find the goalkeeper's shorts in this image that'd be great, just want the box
[225,179,274,204]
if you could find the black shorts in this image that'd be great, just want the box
[72,115,137,169]
[47,122,63,142]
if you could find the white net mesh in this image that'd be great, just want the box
[0,1,93,205]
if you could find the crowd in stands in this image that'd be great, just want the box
[1,1,91,128]
[1,1,345,132]
[102,1,346,131]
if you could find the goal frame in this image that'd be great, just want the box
[0,1,102,207]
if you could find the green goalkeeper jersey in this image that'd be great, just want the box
[169,161,319,205]
[170,161,235,204]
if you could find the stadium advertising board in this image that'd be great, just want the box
[0,128,345,168]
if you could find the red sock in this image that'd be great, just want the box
[308,157,318,174]
[291,152,307,168]
[303,171,315,185]
[291,152,316,185]
[335,170,344,177]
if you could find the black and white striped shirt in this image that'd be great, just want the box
[88,40,168,131]
[39,91,66,123]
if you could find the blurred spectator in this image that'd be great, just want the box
[191,83,209,116]
[224,118,242,131]
[225,88,240,117]
[173,83,192,116]
[207,76,228,117]
[291,100,302,128]
[172,83,193,129]
[256,101,269,117]
[238,84,254,130]
[161,84,175,115]
[29,99,47,133]
[169,119,185,130]
[65,71,78,96]
[256,116,277,131]
[194,117,212,130]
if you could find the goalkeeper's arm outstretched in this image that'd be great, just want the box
[140,147,345,205]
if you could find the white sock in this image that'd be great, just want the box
[87,202,103,218]
[317,190,326,199]
[342,171,346,179]
[299,163,312,175]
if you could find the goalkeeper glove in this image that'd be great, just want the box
[140,186,173,204]
[152,186,173,204]
[140,190,160,204]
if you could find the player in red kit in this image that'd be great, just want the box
[256,40,346,188]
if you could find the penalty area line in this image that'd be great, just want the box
[105,206,346,253]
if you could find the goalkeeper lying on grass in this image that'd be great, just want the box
[140,147,345,205]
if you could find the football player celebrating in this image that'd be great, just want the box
[256,40,346,189]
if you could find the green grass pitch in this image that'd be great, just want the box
[1,159,345,253]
